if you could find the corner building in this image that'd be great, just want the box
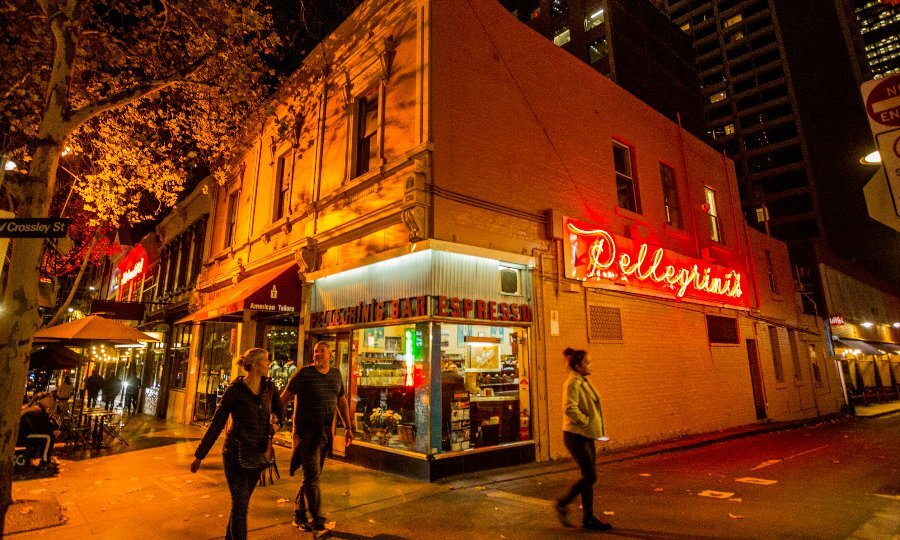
[184,0,843,479]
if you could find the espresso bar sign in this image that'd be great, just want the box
[310,295,532,329]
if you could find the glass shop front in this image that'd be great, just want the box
[305,249,536,480]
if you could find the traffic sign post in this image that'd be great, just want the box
[860,73,900,217]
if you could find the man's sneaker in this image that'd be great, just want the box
[311,520,336,532]
[293,510,310,530]
[555,501,574,527]
[582,517,613,531]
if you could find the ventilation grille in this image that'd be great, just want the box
[707,315,739,344]
[499,268,520,295]
[588,305,623,342]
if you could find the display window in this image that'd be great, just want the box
[438,324,531,452]
[262,323,299,391]
[348,323,431,454]
[194,322,237,422]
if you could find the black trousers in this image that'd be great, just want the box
[223,452,260,540]
[293,429,329,525]
[560,431,597,522]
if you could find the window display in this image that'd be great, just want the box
[195,322,236,423]
[440,324,531,451]
[350,323,430,454]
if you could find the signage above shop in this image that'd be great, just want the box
[116,245,148,288]
[309,295,532,329]
[829,315,845,326]
[120,258,145,286]
[564,217,747,307]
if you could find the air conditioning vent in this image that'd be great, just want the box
[499,267,521,295]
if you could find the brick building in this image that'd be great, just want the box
[175,0,843,479]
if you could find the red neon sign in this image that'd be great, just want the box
[565,218,746,306]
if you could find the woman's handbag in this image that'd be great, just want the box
[236,439,273,471]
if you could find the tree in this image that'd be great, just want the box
[0,0,283,530]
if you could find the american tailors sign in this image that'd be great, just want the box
[310,296,532,329]
[564,218,747,307]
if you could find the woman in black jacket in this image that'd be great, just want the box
[190,348,283,540]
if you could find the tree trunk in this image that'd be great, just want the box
[0,143,60,534]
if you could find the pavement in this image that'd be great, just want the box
[6,401,899,539]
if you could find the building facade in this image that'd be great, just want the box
[175,0,843,479]
[852,0,900,78]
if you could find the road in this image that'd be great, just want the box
[259,413,899,539]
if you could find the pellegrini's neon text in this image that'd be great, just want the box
[567,222,743,303]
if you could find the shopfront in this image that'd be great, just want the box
[304,244,535,480]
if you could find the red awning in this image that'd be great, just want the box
[175,262,301,324]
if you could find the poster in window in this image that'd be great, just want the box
[364,327,385,348]
[467,343,500,372]
[384,336,402,353]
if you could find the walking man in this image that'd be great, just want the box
[280,342,353,534]
[85,370,104,408]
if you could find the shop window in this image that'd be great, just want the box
[706,315,738,344]
[764,249,777,294]
[273,150,291,222]
[169,324,194,389]
[588,305,623,342]
[439,324,531,451]
[499,266,521,295]
[660,163,682,228]
[355,91,380,177]
[588,37,609,64]
[705,187,723,244]
[613,141,640,213]
[224,190,240,248]
[195,322,237,422]
[768,325,784,383]
[553,26,571,46]
[351,323,431,454]
[584,6,605,30]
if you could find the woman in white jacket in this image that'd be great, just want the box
[555,348,612,531]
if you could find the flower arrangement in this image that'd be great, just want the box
[369,407,402,434]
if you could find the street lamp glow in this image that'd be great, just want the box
[4,160,16,171]
[893,322,900,328]
[861,151,881,164]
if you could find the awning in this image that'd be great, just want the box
[874,342,900,355]
[175,262,301,324]
[832,337,887,356]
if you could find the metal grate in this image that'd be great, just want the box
[588,305,623,342]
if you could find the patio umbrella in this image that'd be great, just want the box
[29,345,86,370]
[33,315,159,344]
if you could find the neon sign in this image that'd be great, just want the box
[565,219,746,306]
[120,258,145,286]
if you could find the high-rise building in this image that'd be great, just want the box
[499,0,707,137]
[852,0,900,78]
[653,0,900,353]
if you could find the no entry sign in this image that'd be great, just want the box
[861,73,900,216]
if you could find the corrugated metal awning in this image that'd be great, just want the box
[832,337,888,356]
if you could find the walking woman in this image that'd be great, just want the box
[555,348,612,532]
[191,348,283,540]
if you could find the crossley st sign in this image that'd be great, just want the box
[310,295,533,329]
[563,217,748,308]
[0,218,71,238]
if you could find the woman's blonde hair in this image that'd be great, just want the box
[237,348,269,371]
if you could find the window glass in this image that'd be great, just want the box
[588,37,609,63]
[170,324,194,390]
[439,324,531,452]
[351,323,431,454]
[706,315,738,344]
[355,93,380,177]
[768,325,784,383]
[225,191,240,248]
[273,151,291,221]
[705,187,723,243]
[660,163,682,228]
[709,91,728,104]
[553,26,571,46]
[194,322,236,422]
[550,0,567,16]
[613,142,640,212]
[584,6,605,30]
[764,249,777,293]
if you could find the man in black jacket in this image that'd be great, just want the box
[84,370,104,408]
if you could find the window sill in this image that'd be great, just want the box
[614,206,644,221]
[260,217,291,242]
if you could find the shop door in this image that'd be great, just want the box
[309,332,352,456]
[746,339,767,420]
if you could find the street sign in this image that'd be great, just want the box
[860,73,900,216]
[0,218,71,238]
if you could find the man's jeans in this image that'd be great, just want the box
[293,429,329,524]
[223,452,260,540]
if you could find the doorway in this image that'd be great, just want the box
[746,339,767,420]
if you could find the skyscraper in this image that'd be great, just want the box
[852,0,900,78]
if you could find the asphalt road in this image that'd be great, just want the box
[275,413,900,540]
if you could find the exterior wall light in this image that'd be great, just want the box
[860,321,874,328]
[860,151,880,165]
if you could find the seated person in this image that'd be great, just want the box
[18,392,60,468]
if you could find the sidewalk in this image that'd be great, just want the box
[5,411,888,538]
